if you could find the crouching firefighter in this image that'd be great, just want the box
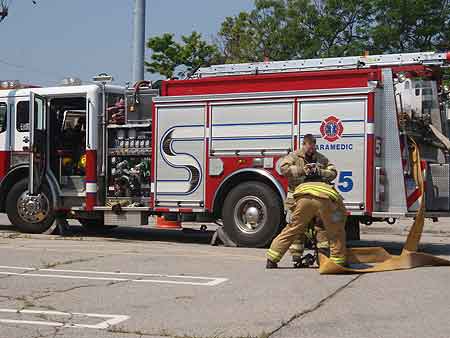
[280,134,337,266]
[266,182,347,269]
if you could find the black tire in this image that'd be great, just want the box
[346,217,360,241]
[6,178,55,234]
[222,181,283,248]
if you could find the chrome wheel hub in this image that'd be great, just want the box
[17,192,50,224]
[234,196,267,234]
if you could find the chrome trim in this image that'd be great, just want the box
[154,87,376,104]
[209,158,224,176]
[0,164,28,196]
[371,212,406,218]
[233,196,267,234]
[45,170,61,210]
[3,163,28,177]
[86,98,91,149]
[17,191,50,223]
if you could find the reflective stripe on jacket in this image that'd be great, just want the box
[293,182,343,202]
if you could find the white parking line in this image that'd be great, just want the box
[0,265,228,286]
[0,309,129,329]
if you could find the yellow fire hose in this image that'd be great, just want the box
[319,140,450,274]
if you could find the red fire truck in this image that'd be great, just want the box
[1,51,450,247]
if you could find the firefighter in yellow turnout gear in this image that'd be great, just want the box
[280,134,337,265]
[266,182,347,268]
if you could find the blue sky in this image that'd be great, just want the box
[0,0,254,86]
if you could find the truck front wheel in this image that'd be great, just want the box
[6,178,55,234]
[222,181,283,248]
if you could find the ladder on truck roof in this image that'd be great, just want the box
[193,51,450,78]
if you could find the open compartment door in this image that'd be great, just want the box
[29,92,48,195]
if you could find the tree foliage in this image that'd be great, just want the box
[369,0,450,53]
[145,32,222,78]
[146,0,450,78]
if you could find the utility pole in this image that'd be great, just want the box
[132,0,146,83]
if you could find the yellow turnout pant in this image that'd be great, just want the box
[268,196,347,265]
[288,217,329,259]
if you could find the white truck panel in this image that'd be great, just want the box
[155,105,206,205]
[211,101,293,153]
[299,97,367,209]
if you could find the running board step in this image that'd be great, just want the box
[104,211,149,226]
[60,189,85,197]
[60,176,85,191]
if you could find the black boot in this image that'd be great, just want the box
[318,247,330,258]
[266,259,278,269]
[292,256,304,268]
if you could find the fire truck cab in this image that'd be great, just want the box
[0,82,125,233]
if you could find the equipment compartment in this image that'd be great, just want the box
[426,163,450,211]
[106,125,151,205]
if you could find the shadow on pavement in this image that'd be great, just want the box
[0,224,215,245]
[82,226,215,245]
[1,223,449,255]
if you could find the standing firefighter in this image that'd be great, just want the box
[280,134,337,265]
[266,182,347,268]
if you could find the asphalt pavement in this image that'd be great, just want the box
[0,215,449,338]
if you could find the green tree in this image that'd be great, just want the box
[286,0,373,58]
[218,0,297,62]
[146,0,450,78]
[145,31,222,78]
[369,0,450,53]
[217,0,374,60]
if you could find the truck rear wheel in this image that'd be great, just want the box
[6,178,55,234]
[222,181,283,248]
[346,217,360,241]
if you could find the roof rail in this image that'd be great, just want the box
[193,52,450,78]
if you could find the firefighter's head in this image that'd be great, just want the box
[302,134,316,156]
